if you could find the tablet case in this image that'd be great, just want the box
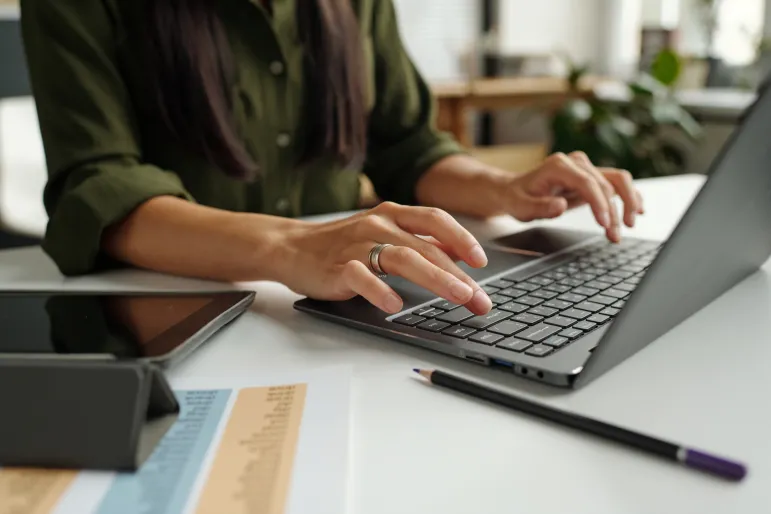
[0,357,180,471]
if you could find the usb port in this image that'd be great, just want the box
[492,359,514,368]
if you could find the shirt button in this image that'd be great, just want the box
[269,60,285,75]
[276,133,291,148]
[276,198,290,213]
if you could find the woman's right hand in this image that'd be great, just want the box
[274,202,493,315]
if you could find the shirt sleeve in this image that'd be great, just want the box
[21,0,193,276]
[361,0,466,206]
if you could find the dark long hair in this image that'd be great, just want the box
[141,0,367,179]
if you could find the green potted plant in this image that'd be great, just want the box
[550,50,702,178]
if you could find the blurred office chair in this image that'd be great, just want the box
[0,13,46,249]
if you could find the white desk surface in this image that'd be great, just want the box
[0,174,768,514]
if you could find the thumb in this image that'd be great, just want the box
[511,193,568,222]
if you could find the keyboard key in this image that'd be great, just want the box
[525,344,553,357]
[604,288,629,299]
[516,296,543,306]
[496,339,532,353]
[621,264,646,273]
[587,314,610,324]
[582,267,604,275]
[543,299,573,310]
[528,276,554,286]
[594,275,623,285]
[590,295,617,305]
[559,278,584,287]
[575,301,603,312]
[462,310,513,329]
[616,282,636,292]
[573,321,597,331]
[512,313,544,325]
[613,300,627,308]
[432,300,460,311]
[543,335,569,348]
[415,306,445,317]
[531,289,558,300]
[417,320,450,332]
[544,315,576,327]
[609,270,634,279]
[542,271,567,280]
[600,307,620,316]
[482,285,500,295]
[558,293,587,303]
[498,287,528,298]
[437,307,475,323]
[573,286,600,297]
[572,273,596,282]
[393,314,425,326]
[442,326,476,338]
[577,261,593,269]
[488,294,510,305]
[528,306,558,317]
[514,282,539,292]
[544,284,571,294]
[627,276,643,285]
[499,302,529,314]
[584,280,611,290]
[518,323,561,342]
[413,308,444,318]
[487,279,514,289]
[562,308,591,320]
[469,331,504,345]
[489,320,528,336]
[559,328,584,339]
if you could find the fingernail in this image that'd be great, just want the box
[469,245,488,267]
[385,294,402,314]
[450,280,474,302]
[472,289,493,312]
[599,212,611,229]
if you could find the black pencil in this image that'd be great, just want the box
[414,369,747,481]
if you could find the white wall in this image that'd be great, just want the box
[497,0,604,68]
[392,0,479,81]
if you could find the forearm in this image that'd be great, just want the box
[414,155,514,218]
[103,196,302,282]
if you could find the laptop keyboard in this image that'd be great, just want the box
[390,238,661,358]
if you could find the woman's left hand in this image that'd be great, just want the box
[501,151,645,242]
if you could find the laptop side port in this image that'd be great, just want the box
[463,353,488,365]
[492,359,514,369]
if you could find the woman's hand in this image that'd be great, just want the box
[274,202,493,315]
[500,152,645,242]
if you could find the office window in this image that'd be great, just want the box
[713,0,765,65]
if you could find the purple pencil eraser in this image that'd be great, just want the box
[683,449,747,481]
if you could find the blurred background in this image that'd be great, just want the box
[0,0,767,248]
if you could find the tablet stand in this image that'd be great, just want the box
[0,357,180,471]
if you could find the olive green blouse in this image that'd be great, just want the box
[20,0,463,275]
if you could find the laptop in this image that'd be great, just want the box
[295,82,771,389]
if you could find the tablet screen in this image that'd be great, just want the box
[0,292,251,359]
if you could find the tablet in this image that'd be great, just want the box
[0,290,255,368]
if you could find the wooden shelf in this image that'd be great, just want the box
[431,76,609,146]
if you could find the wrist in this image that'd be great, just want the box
[239,213,308,283]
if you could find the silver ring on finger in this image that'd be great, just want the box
[368,243,392,279]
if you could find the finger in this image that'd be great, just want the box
[341,260,403,314]
[569,153,620,242]
[402,233,492,313]
[380,203,488,268]
[602,168,642,227]
[378,245,491,315]
[635,190,645,214]
[509,190,569,222]
[365,221,492,313]
[549,153,612,230]
[419,236,461,262]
